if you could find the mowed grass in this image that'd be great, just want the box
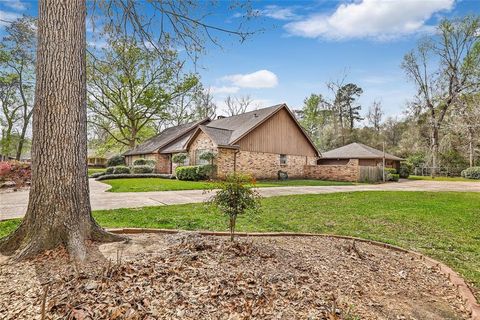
[409,175,479,182]
[1,191,479,298]
[101,178,354,192]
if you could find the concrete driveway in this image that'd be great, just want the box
[1,179,480,221]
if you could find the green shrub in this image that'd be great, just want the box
[207,173,261,241]
[107,155,125,167]
[390,174,400,182]
[145,159,156,167]
[90,172,105,179]
[172,153,187,165]
[461,167,480,179]
[131,165,154,174]
[105,167,115,174]
[175,164,215,181]
[384,167,397,174]
[196,164,216,179]
[176,165,200,181]
[199,151,216,164]
[133,158,148,165]
[113,166,130,174]
[399,163,412,178]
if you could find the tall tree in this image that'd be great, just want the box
[338,83,363,131]
[367,100,383,132]
[0,73,21,158]
[2,17,37,161]
[224,95,253,116]
[297,93,332,149]
[402,16,480,176]
[0,0,122,260]
[193,87,217,120]
[0,0,254,261]
[87,35,198,148]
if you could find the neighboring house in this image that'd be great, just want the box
[87,149,115,167]
[124,104,320,179]
[317,142,403,170]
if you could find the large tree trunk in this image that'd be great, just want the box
[0,0,124,261]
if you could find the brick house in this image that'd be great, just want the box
[317,143,403,170]
[124,104,320,179]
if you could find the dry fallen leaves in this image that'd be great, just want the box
[0,233,470,319]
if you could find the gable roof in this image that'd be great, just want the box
[123,118,209,156]
[321,143,403,161]
[124,104,320,156]
[186,104,320,156]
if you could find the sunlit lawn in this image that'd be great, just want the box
[1,191,479,299]
[101,178,355,192]
[408,175,478,182]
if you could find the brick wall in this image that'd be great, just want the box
[188,132,216,165]
[304,159,360,182]
[216,148,317,179]
[125,153,171,174]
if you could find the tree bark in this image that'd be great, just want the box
[0,0,125,261]
[431,126,439,178]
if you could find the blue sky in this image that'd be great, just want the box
[1,0,479,118]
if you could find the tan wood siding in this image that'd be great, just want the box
[237,108,317,156]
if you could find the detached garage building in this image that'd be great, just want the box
[318,143,403,170]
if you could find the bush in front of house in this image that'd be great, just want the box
[461,167,480,179]
[199,151,216,164]
[196,164,216,180]
[107,155,125,167]
[131,165,154,174]
[90,172,105,179]
[175,164,215,181]
[176,165,199,181]
[390,173,400,182]
[172,153,188,166]
[113,165,130,174]
[399,163,412,178]
[106,165,130,174]
[133,158,148,165]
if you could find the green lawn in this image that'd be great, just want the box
[408,175,478,182]
[1,191,479,298]
[101,178,354,192]
[88,168,106,176]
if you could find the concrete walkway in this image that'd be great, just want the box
[1,179,480,221]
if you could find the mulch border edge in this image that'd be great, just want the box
[108,227,480,320]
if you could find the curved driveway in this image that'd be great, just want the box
[1,179,480,221]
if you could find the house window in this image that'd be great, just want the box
[280,154,287,165]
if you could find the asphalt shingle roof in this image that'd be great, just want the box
[321,143,403,161]
[124,104,319,156]
[123,118,209,156]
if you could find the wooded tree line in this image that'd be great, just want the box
[298,16,480,172]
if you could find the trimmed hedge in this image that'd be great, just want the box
[106,166,130,174]
[107,155,125,167]
[176,165,216,181]
[131,165,154,174]
[90,172,105,179]
[461,167,480,179]
[133,159,157,167]
[96,173,173,181]
[390,173,400,182]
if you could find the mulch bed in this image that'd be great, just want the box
[0,233,470,319]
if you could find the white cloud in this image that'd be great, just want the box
[0,10,21,27]
[285,0,454,40]
[260,5,299,21]
[2,0,27,11]
[222,69,279,88]
[210,86,240,95]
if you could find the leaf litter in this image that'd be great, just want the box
[0,233,470,319]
